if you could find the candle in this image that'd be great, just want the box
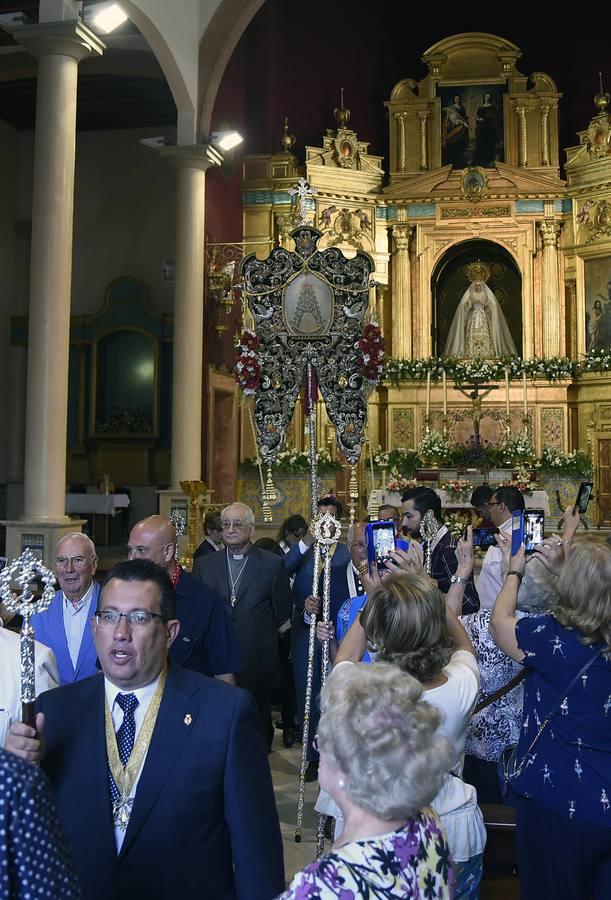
[522,371,528,418]
[442,369,447,417]
[505,368,510,419]
[426,370,431,419]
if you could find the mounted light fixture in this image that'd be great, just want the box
[211,131,243,152]
[88,2,127,33]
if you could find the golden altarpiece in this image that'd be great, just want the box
[237,33,611,524]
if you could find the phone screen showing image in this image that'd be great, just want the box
[511,512,524,556]
[472,527,498,549]
[373,524,396,566]
[524,510,545,552]
[576,482,593,514]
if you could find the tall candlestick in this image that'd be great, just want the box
[426,370,431,419]
[522,371,528,418]
[505,368,510,418]
[442,369,447,416]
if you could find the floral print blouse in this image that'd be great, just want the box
[277,808,453,899]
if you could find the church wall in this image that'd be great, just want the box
[71,126,177,315]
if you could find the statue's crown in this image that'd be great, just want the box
[466,260,491,283]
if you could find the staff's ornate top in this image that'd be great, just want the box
[0,549,56,616]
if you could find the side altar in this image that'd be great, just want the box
[236,32,611,526]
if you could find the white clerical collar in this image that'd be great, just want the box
[62,580,95,611]
[227,544,251,561]
[104,672,162,711]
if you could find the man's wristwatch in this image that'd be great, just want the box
[450,574,467,585]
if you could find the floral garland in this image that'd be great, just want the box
[440,479,474,502]
[234,331,262,395]
[386,472,419,493]
[417,430,453,466]
[356,322,386,385]
[536,447,594,478]
[239,446,342,475]
[499,465,537,495]
[384,351,611,385]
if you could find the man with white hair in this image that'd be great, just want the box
[192,502,293,746]
[30,532,100,685]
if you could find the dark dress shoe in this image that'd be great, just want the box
[282,727,296,748]
[304,760,319,783]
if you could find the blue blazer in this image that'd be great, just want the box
[31,584,100,685]
[171,569,242,677]
[284,541,352,613]
[38,664,285,900]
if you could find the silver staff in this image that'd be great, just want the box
[0,549,56,728]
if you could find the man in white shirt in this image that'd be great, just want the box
[5,558,284,900]
[30,533,100,684]
[476,485,525,609]
[0,627,59,747]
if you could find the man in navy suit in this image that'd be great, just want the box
[6,559,284,900]
[283,496,351,781]
[31,533,100,685]
[128,515,240,684]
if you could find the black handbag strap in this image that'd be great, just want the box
[473,669,527,715]
[512,645,604,777]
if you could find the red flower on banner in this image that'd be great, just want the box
[234,331,262,394]
[355,322,386,386]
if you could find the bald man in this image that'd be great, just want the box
[192,502,293,746]
[127,516,240,684]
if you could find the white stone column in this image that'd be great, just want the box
[19,23,103,520]
[161,145,221,489]
[538,218,562,358]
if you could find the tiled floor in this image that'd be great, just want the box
[268,731,322,882]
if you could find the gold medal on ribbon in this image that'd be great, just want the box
[105,668,167,831]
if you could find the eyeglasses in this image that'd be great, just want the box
[127,543,169,558]
[220,520,253,530]
[55,555,93,570]
[350,541,366,550]
[94,609,164,628]
[487,501,501,507]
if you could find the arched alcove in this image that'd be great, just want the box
[431,239,522,357]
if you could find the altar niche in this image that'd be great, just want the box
[432,239,522,358]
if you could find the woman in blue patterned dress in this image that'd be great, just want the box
[490,537,611,899]
[277,662,454,899]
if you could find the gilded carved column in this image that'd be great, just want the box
[540,102,551,166]
[418,110,430,170]
[538,219,562,358]
[17,21,104,520]
[517,106,528,167]
[565,278,577,359]
[394,112,407,172]
[391,223,413,358]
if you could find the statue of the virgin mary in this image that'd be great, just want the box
[443,261,517,358]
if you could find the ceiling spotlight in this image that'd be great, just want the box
[90,2,127,33]
[212,131,243,152]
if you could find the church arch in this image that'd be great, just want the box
[431,239,522,357]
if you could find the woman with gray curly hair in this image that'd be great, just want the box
[277,662,455,899]
[334,570,486,899]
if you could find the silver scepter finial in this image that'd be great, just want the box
[0,549,56,726]
[169,511,186,561]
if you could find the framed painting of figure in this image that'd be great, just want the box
[584,256,611,351]
[437,83,506,169]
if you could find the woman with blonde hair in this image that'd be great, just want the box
[277,662,455,898]
[335,568,486,898]
[491,537,611,899]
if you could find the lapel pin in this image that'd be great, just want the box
[184,713,192,726]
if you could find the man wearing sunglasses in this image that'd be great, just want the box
[30,532,100,685]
